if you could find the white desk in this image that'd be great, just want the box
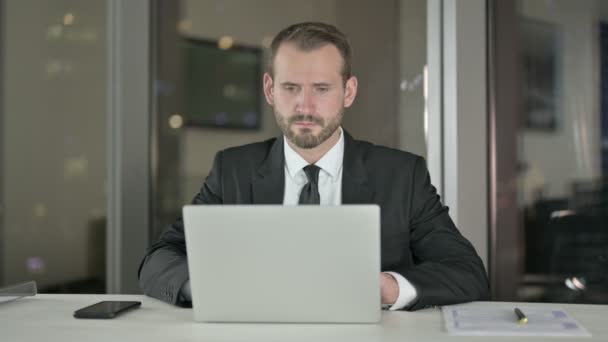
[1,294,607,341]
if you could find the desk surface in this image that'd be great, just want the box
[1,294,607,341]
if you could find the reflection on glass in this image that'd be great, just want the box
[1,0,107,293]
[151,0,428,241]
[515,0,608,304]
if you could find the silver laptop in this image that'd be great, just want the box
[183,205,381,323]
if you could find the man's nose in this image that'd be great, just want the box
[295,88,315,114]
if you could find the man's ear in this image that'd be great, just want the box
[343,76,358,108]
[263,73,274,106]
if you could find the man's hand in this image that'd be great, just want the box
[381,273,400,305]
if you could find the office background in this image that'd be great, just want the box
[0,0,606,305]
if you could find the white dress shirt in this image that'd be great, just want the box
[282,127,417,310]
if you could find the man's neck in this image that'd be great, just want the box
[287,128,342,165]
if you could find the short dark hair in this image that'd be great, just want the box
[268,22,352,83]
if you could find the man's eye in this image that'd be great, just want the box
[316,87,329,93]
[283,86,297,92]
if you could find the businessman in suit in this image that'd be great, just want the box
[139,22,489,311]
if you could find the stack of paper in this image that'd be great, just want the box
[442,302,591,337]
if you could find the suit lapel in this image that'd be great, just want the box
[252,137,285,204]
[342,132,374,204]
[251,131,373,204]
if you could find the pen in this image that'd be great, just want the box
[514,307,528,324]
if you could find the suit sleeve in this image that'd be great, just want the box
[138,151,224,306]
[399,157,490,310]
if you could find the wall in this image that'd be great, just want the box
[398,0,427,158]
[335,0,400,149]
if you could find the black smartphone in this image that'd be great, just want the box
[73,301,141,319]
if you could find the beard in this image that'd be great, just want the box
[275,110,343,149]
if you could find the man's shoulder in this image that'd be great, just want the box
[351,138,428,183]
[222,138,277,154]
[218,137,278,164]
[352,138,421,165]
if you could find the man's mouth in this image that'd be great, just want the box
[293,121,317,127]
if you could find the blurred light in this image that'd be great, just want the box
[66,29,98,42]
[572,277,586,290]
[63,13,75,26]
[46,61,62,76]
[33,204,47,218]
[565,277,586,291]
[218,36,234,50]
[550,209,576,219]
[215,112,229,126]
[261,35,273,49]
[27,257,45,274]
[169,114,184,129]
[243,112,257,127]
[223,84,237,98]
[564,278,575,290]
[82,29,98,42]
[178,19,192,33]
[400,73,424,92]
[46,24,63,40]
[46,61,75,78]
[64,156,89,180]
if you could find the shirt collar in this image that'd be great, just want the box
[283,127,344,181]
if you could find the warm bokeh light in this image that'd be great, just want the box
[178,19,192,33]
[33,204,48,218]
[63,13,75,26]
[218,36,234,50]
[261,35,273,49]
[46,24,63,40]
[169,114,184,129]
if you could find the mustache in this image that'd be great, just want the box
[288,114,324,126]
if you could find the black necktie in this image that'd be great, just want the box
[299,165,321,204]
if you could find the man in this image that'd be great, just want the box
[139,22,489,311]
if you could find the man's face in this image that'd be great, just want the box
[263,43,357,149]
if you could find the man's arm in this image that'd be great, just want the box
[137,152,224,306]
[381,272,417,310]
[398,157,490,310]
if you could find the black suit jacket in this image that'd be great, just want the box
[138,131,489,310]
